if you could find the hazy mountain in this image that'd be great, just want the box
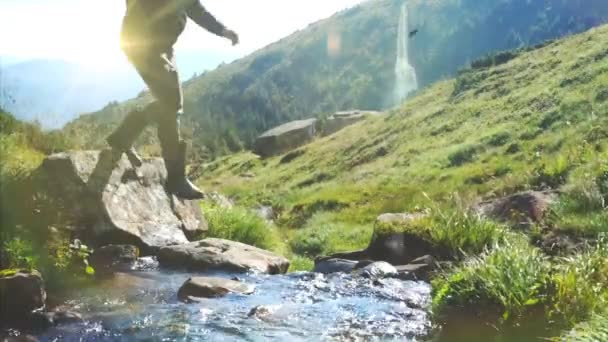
[0,50,238,129]
[64,0,608,157]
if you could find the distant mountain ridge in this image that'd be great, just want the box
[0,51,238,129]
[63,0,608,158]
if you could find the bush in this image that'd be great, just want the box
[202,205,280,251]
[432,237,550,322]
[448,145,479,166]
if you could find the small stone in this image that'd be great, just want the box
[0,270,46,321]
[90,245,139,273]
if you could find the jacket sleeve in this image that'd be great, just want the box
[186,1,226,37]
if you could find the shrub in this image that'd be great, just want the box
[531,155,572,189]
[486,132,511,147]
[432,237,551,322]
[202,204,280,251]
[448,145,479,166]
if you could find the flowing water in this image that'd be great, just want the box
[35,259,432,341]
[393,2,418,105]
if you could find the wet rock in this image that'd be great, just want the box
[43,310,83,326]
[313,258,358,274]
[158,238,290,274]
[355,261,398,279]
[475,190,557,229]
[322,110,380,136]
[411,255,436,267]
[248,305,277,319]
[90,245,139,273]
[367,232,438,266]
[395,264,433,281]
[34,151,207,251]
[318,249,369,262]
[177,277,255,302]
[254,118,317,157]
[0,270,46,321]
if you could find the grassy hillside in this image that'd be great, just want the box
[63,0,608,159]
[196,24,608,339]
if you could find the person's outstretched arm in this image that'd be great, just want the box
[187,1,239,45]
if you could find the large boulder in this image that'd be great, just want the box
[0,270,46,321]
[475,191,557,229]
[158,238,290,274]
[254,118,317,157]
[322,110,380,136]
[177,277,255,302]
[34,150,207,252]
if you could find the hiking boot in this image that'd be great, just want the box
[106,106,152,168]
[165,141,204,200]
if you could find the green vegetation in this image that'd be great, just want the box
[194,25,608,338]
[432,236,550,322]
[62,0,608,160]
[201,203,281,252]
[0,108,90,291]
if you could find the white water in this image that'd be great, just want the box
[393,3,418,105]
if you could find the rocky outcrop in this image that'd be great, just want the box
[177,277,255,302]
[0,270,46,322]
[322,110,380,136]
[158,238,290,274]
[34,150,207,251]
[475,191,557,229]
[254,119,317,157]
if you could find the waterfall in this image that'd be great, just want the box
[393,2,418,105]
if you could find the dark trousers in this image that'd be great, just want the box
[108,46,183,161]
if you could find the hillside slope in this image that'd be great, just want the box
[63,0,608,157]
[199,23,608,241]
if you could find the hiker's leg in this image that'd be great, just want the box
[106,51,161,167]
[143,49,203,199]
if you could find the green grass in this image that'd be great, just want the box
[549,237,608,325]
[289,212,372,257]
[201,204,282,252]
[432,235,551,322]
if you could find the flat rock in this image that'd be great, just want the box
[158,238,290,274]
[177,277,255,302]
[313,258,358,274]
[34,151,207,251]
[0,270,46,321]
[254,118,317,157]
[323,110,380,136]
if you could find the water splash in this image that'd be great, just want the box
[393,2,418,105]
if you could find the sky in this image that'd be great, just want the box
[0,0,365,68]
